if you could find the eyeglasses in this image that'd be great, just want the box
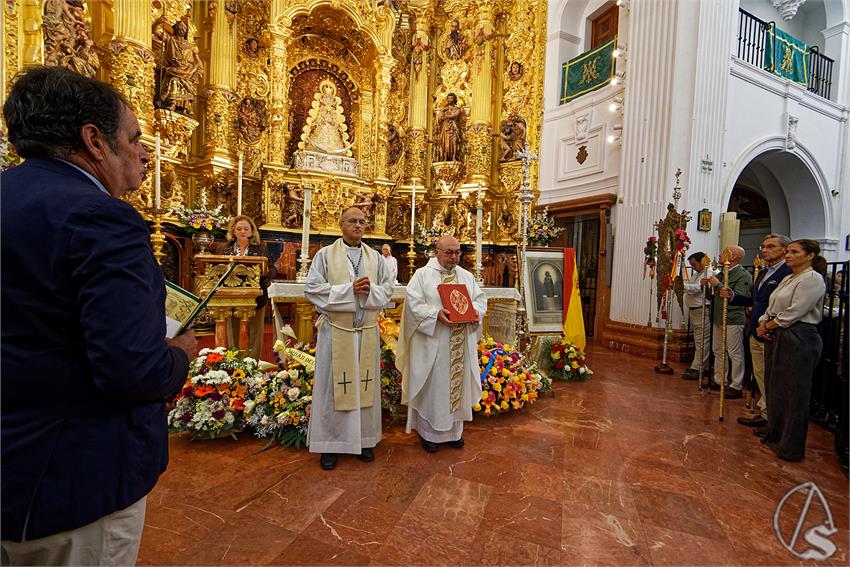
[437,248,461,256]
[344,219,367,226]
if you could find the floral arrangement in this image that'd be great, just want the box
[244,327,315,448]
[169,198,230,235]
[674,228,691,252]
[526,209,564,245]
[167,347,262,439]
[378,314,404,422]
[474,337,551,416]
[643,236,657,278]
[415,223,449,250]
[542,338,593,381]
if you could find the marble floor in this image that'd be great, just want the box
[139,345,849,566]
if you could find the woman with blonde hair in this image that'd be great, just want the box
[756,239,827,461]
[213,215,270,359]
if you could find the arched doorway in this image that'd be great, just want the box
[726,143,829,262]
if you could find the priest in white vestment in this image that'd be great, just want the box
[397,236,487,452]
[305,207,393,470]
[381,244,399,284]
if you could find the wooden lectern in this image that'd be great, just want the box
[194,254,267,351]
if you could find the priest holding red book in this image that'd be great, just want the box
[397,236,487,453]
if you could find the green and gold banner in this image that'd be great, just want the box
[764,27,808,85]
[560,37,617,104]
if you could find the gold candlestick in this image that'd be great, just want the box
[150,209,166,266]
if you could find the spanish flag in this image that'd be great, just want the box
[562,248,586,350]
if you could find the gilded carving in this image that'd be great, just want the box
[107,41,156,126]
[4,1,20,94]
[155,108,199,160]
[465,123,491,178]
[204,88,237,155]
[153,15,204,117]
[42,0,100,78]
[312,177,349,229]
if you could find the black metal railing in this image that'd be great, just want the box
[807,46,834,100]
[736,8,834,101]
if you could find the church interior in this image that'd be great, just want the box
[2,0,849,564]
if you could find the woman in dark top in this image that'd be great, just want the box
[214,215,269,359]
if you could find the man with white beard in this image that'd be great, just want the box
[397,236,487,452]
[304,207,393,470]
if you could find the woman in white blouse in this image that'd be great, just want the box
[756,239,827,461]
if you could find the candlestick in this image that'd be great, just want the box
[154,133,161,210]
[719,212,740,250]
[410,181,417,237]
[237,152,243,216]
[475,183,484,285]
[295,183,314,283]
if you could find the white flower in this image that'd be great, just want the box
[192,369,231,385]
[287,387,301,401]
[243,399,256,414]
[276,370,290,380]
[199,347,213,356]
[260,415,269,426]
[242,357,257,367]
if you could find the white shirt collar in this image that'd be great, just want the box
[57,159,110,196]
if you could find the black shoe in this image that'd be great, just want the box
[753,426,768,439]
[445,438,465,448]
[320,453,338,470]
[682,369,699,381]
[357,448,375,462]
[737,415,767,427]
[708,382,721,391]
[421,438,438,453]
[724,388,742,399]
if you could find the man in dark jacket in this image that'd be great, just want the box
[721,234,792,428]
[1,66,196,565]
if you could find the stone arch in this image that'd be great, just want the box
[723,137,833,245]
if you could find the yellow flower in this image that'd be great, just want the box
[501,368,510,377]
[493,382,502,392]
[292,415,300,425]
[191,220,202,229]
[521,393,529,401]
[473,403,482,412]
[481,391,489,401]
[481,356,489,364]
[500,401,509,410]
[232,369,245,380]
[551,352,560,360]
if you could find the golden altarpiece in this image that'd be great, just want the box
[2,0,546,293]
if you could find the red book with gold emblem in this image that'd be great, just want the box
[437,283,478,323]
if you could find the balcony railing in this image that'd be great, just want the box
[736,8,834,100]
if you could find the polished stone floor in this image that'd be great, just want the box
[138,346,849,566]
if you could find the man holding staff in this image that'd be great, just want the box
[701,245,752,399]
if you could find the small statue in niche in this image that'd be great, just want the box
[507,61,524,81]
[153,17,205,117]
[435,93,462,162]
[492,115,527,161]
[243,37,260,58]
[280,184,305,228]
[42,0,100,78]
[298,79,353,157]
[237,97,268,144]
[386,124,404,166]
[443,19,467,60]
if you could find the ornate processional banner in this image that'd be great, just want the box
[764,26,808,86]
[560,37,617,104]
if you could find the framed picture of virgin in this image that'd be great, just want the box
[523,248,565,333]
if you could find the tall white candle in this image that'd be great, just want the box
[154,133,161,210]
[237,152,243,215]
[300,185,313,258]
[475,184,483,278]
[410,182,417,237]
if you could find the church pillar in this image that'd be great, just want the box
[203,0,237,165]
[466,1,495,188]
[404,2,432,187]
[376,54,397,181]
[360,89,375,180]
[267,24,293,163]
[106,0,155,134]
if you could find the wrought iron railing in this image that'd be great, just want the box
[736,8,834,101]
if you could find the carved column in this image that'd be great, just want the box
[21,0,43,68]
[107,0,155,134]
[203,0,237,164]
[360,89,375,180]
[404,2,432,187]
[376,55,396,181]
[466,1,495,187]
[267,24,293,162]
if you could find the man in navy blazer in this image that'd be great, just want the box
[720,234,792,428]
[1,66,197,565]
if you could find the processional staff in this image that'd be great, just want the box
[718,249,731,422]
[697,254,711,392]
[743,256,764,411]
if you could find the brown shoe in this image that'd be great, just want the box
[737,415,767,427]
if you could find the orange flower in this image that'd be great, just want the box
[194,385,214,397]
[206,353,224,364]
